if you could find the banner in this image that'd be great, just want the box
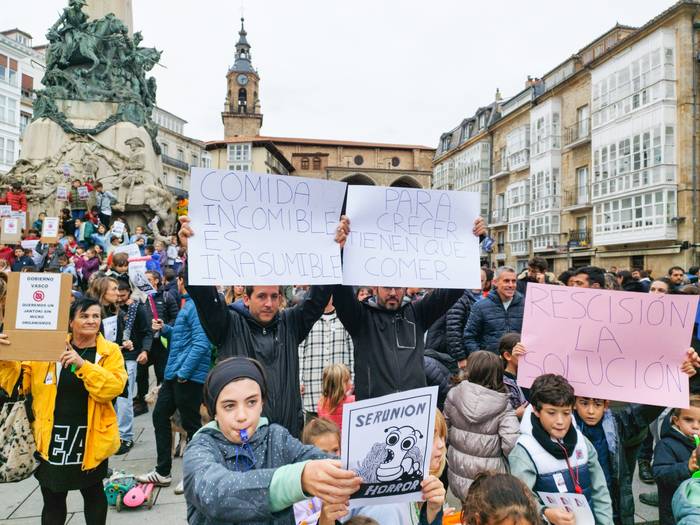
[341,386,438,506]
[518,283,699,408]
[341,186,481,289]
[187,168,346,285]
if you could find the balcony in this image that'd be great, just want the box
[489,207,508,226]
[568,229,592,249]
[532,234,560,253]
[162,154,190,171]
[563,119,590,149]
[563,186,592,211]
[509,241,530,256]
[530,195,561,214]
[592,164,676,201]
[490,153,510,180]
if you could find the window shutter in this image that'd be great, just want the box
[21,74,33,91]
[9,59,17,71]
[0,55,7,67]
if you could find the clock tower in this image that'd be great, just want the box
[222,18,263,137]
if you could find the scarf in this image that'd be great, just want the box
[530,412,578,460]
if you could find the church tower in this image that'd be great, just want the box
[222,18,263,137]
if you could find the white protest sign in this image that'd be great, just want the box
[341,386,438,507]
[42,218,60,238]
[16,273,62,330]
[342,186,481,288]
[103,315,118,342]
[188,168,347,285]
[113,243,142,261]
[20,240,39,251]
[538,492,594,525]
[3,218,19,235]
[129,257,156,295]
[0,205,11,217]
[111,220,125,237]
[56,186,68,200]
[78,186,90,200]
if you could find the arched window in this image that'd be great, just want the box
[238,88,247,113]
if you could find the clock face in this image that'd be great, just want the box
[237,74,249,86]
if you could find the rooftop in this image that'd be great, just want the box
[208,135,434,151]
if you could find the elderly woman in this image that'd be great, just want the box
[0,297,127,525]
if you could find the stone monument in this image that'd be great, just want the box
[5,0,175,230]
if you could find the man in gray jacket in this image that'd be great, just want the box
[94,181,117,226]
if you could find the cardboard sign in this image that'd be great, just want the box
[56,186,68,200]
[11,211,27,230]
[1,218,21,243]
[77,186,90,200]
[342,186,481,289]
[20,240,39,251]
[111,220,125,237]
[113,243,141,261]
[2,273,72,361]
[187,168,346,285]
[518,283,699,408]
[538,492,594,525]
[341,386,438,506]
[0,205,11,217]
[40,217,60,244]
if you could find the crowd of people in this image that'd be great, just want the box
[1,206,700,525]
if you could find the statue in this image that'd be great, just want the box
[118,136,146,205]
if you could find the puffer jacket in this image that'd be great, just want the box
[445,290,479,362]
[187,274,332,438]
[463,289,524,355]
[164,294,211,384]
[673,478,700,525]
[1,190,27,212]
[333,285,462,402]
[443,380,520,498]
[423,348,455,411]
[183,418,328,525]
[0,334,126,470]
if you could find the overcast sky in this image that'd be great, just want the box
[7,0,675,148]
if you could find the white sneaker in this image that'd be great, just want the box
[135,470,172,487]
[174,480,184,495]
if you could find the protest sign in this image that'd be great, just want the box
[341,186,481,289]
[11,211,27,229]
[2,273,72,360]
[518,283,699,408]
[129,257,156,295]
[1,217,21,243]
[0,205,11,217]
[20,239,39,251]
[77,185,90,200]
[341,386,438,506]
[187,168,346,285]
[40,217,60,244]
[113,243,142,260]
[111,220,125,237]
[56,186,68,200]
[538,492,594,525]
[103,315,118,342]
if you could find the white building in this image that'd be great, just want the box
[0,29,45,173]
[590,27,678,247]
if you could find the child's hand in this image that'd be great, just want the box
[681,348,700,377]
[544,507,576,525]
[421,475,446,524]
[319,503,349,525]
[301,460,362,504]
[689,447,700,473]
[515,402,528,419]
[512,343,526,357]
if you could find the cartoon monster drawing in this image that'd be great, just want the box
[374,426,424,482]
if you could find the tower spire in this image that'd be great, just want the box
[232,17,253,72]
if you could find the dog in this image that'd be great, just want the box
[145,385,188,457]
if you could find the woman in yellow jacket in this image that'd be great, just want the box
[0,296,127,525]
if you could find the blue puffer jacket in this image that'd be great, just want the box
[463,289,524,355]
[164,294,211,384]
[673,478,700,525]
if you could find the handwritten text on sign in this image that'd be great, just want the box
[342,186,481,288]
[518,284,699,408]
[187,168,347,285]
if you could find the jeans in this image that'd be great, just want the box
[71,209,86,221]
[136,339,169,400]
[98,213,112,227]
[116,359,137,442]
[153,379,203,476]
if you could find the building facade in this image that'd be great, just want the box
[214,18,435,188]
[0,29,45,174]
[153,106,208,195]
[434,1,700,276]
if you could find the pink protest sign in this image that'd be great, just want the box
[518,283,699,408]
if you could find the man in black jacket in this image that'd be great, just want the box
[332,215,486,401]
[178,217,332,438]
